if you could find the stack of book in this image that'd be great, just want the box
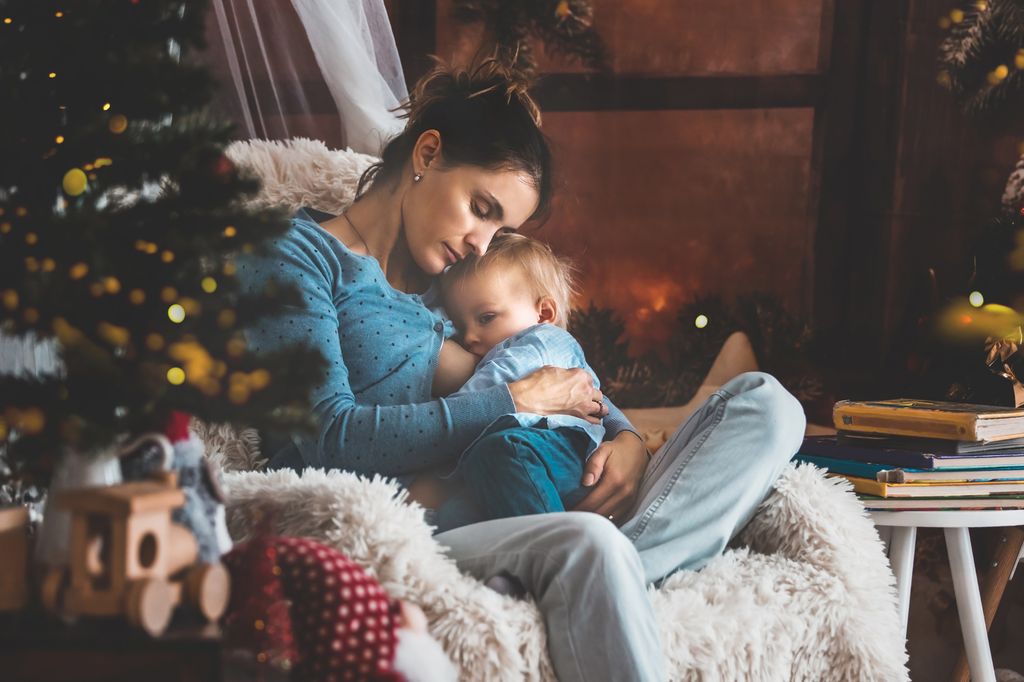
[796,399,1024,511]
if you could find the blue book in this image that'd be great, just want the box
[794,453,1024,483]
[798,435,1024,471]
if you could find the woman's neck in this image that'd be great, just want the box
[323,184,430,294]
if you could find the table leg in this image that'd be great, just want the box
[945,527,996,682]
[888,525,917,637]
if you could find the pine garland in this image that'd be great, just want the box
[0,0,326,484]
[939,0,1024,121]
[453,0,608,79]
[570,294,824,410]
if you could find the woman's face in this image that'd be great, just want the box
[402,162,540,276]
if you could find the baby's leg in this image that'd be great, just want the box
[460,426,587,520]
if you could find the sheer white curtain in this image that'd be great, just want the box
[208,0,407,155]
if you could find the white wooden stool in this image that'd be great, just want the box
[870,509,1024,682]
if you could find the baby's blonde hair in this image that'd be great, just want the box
[442,233,577,328]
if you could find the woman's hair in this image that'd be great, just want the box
[357,58,553,221]
[441,232,578,328]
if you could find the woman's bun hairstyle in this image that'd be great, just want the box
[357,58,552,222]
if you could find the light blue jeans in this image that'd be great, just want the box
[433,372,806,682]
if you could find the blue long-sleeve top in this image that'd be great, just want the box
[240,212,636,478]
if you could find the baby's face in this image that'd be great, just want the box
[445,268,542,357]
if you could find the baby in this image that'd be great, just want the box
[433,232,635,533]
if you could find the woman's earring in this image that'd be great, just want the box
[413,172,423,183]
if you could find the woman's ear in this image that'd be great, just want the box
[536,296,558,325]
[412,129,442,175]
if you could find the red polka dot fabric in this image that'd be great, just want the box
[225,535,405,682]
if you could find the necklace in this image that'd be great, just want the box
[341,212,374,259]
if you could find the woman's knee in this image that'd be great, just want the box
[551,512,645,578]
[724,371,806,447]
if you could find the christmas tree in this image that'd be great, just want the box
[0,0,326,483]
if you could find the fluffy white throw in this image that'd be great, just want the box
[215,138,909,681]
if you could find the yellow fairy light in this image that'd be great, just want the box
[129,289,145,304]
[223,260,236,276]
[3,18,11,25]
[102,276,121,294]
[109,114,128,134]
[69,262,88,279]
[223,226,237,238]
[55,135,64,144]
[0,223,10,234]
[253,619,266,631]
[975,0,988,10]
[55,11,63,18]
[94,157,112,168]
[249,369,271,390]
[995,64,1009,80]
[2,290,18,310]
[89,282,104,297]
[160,286,178,303]
[146,243,158,255]
[97,322,129,346]
[179,297,200,315]
[145,333,165,351]
[25,232,37,245]
[228,384,250,404]
[14,408,45,435]
[969,291,985,307]
[168,304,186,323]
[161,250,175,263]
[102,102,111,111]
[42,258,55,272]
[62,168,87,196]
[24,257,39,272]
[15,207,26,217]
[201,277,217,293]
[48,72,56,79]
[938,16,951,29]
[135,240,148,251]
[1016,50,1024,70]
[217,309,236,329]
[950,8,964,23]
[83,164,94,172]
[167,367,186,385]
[23,308,39,324]
[695,314,709,329]
[226,337,246,357]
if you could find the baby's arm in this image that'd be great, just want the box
[431,341,480,397]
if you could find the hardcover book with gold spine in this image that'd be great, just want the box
[832,399,1024,442]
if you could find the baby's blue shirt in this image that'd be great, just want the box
[452,323,607,454]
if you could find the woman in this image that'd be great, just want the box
[243,61,806,682]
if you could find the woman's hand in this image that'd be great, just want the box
[572,431,649,523]
[508,366,607,424]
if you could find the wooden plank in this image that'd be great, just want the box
[532,73,825,112]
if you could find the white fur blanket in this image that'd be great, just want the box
[216,138,909,681]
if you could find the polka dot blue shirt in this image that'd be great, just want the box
[239,212,516,477]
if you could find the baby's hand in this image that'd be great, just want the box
[398,600,428,633]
